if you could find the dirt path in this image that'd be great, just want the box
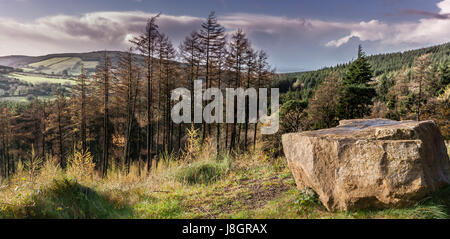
[204,175,293,218]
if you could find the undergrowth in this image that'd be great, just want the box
[1,130,449,219]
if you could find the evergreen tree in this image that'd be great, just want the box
[253,50,271,149]
[226,28,250,153]
[437,60,450,94]
[179,31,202,123]
[71,65,88,152]
[198,11,226,142]
[412,53,433,121]
[306,73,342,129]
[113,49,141,173]
[131,14,161,171]
[337,45,376,119]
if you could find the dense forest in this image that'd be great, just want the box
[277,42,450,100]
[0,8,449,219]
[268,44,450,157]
[0,12,275,179]
[0,11,449,182]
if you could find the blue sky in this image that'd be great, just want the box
[0,0,449,72]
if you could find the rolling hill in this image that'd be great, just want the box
[1,43,449,103]
[0,51,135,76]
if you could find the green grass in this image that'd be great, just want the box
[133,195,184,219]
[1,178,131,219]
[25,57,99,75]
[175,156,232,185]
[1,148,449,219]
[6,73,75,85]
[0,96,55,102]
[28,57,72,68]
[0,96,29,102]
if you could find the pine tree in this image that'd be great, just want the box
[306,73,342,129]
[93,52,113,176]
[389,69,412,118]
[0,108,12,178]
[13,98,47,160]
[114,49,141,173]
[46,93,71,168]
[71,65,88,152]
[437,60,450,95]
[226,29,250,153]
[412,53,432,121]
[253,50,272,149]
[337,45,376,119]
[243,48,256,151]
[213,37,227,153]
[198,11,226,142]
[179,31,202,124]
[157,33,176,156]
[131,14,161,171]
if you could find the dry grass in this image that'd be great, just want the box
[1,133,449,219]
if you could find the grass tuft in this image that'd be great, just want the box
[25,178,130,219]
[175,156,232,185]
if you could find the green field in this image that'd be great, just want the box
[0,96,55,102]
[28,57,72,68]
[26,57,99,75]
[6,73,75,85]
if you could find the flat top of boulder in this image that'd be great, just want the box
[297,118,436,140]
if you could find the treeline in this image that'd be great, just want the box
[277,42,450,100]
[0,75,69,98]
[0,12,275,179]
[0,65,15,74]
[268,46,450,157]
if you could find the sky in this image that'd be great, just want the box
[0,0,449,72]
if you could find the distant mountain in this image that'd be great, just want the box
[0,51,145,76]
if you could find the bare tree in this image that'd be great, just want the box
[198,11,226,142]
[131,14,161,171]
[226,29,250,153]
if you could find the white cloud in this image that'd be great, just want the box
[325,0,450,47]
[0,11,202,56]
[0,0,449,71]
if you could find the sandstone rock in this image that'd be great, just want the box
[282,119,450,211]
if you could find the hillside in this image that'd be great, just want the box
[0,51,142,76]
[276,42,450,99]
[0,51,153,102]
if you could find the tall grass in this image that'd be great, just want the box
[175,155,232,185]
[0,130,448,219]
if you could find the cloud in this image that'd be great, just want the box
[325,0,450,47]
[0,11,202,56]
[0,0,450,71]
[396,9,450,20]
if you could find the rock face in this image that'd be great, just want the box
[282,119,450,211]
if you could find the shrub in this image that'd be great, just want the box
[182,125,202,162]
[175,156,231,185]
[66,145,96,182]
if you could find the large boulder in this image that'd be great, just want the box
[282,119,450,211]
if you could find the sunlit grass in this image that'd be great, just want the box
[0,137,448,219]
[6,73,75,85]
